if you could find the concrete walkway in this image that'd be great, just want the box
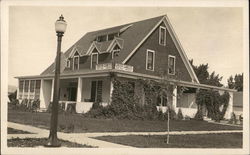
[8,122,243,148]
[8,122,132,148]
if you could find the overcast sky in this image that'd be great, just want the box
[8,6,243,86]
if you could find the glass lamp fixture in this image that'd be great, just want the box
[55,15,67,33]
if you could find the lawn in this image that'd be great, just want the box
[8,138,95,147]
[8,128,33,134]
[94,133,242,148]
[8,109,242,133]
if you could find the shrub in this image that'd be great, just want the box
[228,112,237,124]
[177,108,184,120]
[194,108,203,121]
[46,102,66,113]
[167,108,177,120]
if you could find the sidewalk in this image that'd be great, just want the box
[8,122,243,148]
[8,122,132,148]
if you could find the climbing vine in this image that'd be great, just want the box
[86,77,182,120]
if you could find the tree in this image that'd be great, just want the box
[227,73,243,91]
[227,75,235,89]
[189,59,223,87]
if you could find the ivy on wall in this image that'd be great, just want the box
[86,77,182,120]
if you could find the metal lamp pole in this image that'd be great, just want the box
[45,15,67,147]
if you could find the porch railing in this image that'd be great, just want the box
[96,63,133,72]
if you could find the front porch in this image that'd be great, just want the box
[16,68,235,119]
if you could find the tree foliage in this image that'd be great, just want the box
[190,59,229,120]
[189,59,223,87]
[227,73,243,91]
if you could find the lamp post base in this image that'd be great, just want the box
[44,135,61,147]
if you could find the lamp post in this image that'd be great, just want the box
[45,15,67,147]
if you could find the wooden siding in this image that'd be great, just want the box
[126,22,192,82]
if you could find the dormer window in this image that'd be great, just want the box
[73,56,79,70]
[96,32,119,42]
[108,33,119,41]
[97,35,107,42]
[91,53,98,69]
[112,45,120,59]
[168,55,175,75]
[66,59,70,68]
[159,26,166,46]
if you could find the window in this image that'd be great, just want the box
[30,80,35,92]
[108,33,119,41]
[66,59,70,68]
[157,95,168,106]
[159,26,166,46]
[112,46,120,59]
[19,80,24,92]
[24,80,29,92]
[90,80,103,102]
[168,55,176,75]
[91,53,98,69]
[146,49,155,71]
[97,35,107,42]
[73,56,79,70]
[35,80,41,89]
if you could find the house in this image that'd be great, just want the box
[15,15,236,119]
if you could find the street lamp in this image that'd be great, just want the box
[45,15,67,147]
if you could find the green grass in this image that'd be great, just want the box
[94,133,242,148]
[8,109,242,133]
[8,138,95,147]
[8,128,33,134]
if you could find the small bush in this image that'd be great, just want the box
[177,108,184,120]
[194,109,203,121]
[228,112,237,124]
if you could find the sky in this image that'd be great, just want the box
[8,6,244,87]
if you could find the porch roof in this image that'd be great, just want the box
[15,69,236,92]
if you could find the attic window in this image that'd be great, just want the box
[159,26,166,46]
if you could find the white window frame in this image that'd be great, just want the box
[112,49,120,59]
[91,53,99,69]
[66,59,70,68]
[72,55,80,70]
[159,26,166,46]
[168,55,176,75]
[146,49,155,71]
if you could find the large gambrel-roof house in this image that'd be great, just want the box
[16,15,236,119]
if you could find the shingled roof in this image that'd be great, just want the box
[41,15,165,75]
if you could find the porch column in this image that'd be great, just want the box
[109,78,114,104]
[39,79,46,109]
[50,79,54,102]
[27,80,31,100]
[16,80,20,100]
[172,85,177,113]
[224,92,234,119]
[77,77,82,102]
